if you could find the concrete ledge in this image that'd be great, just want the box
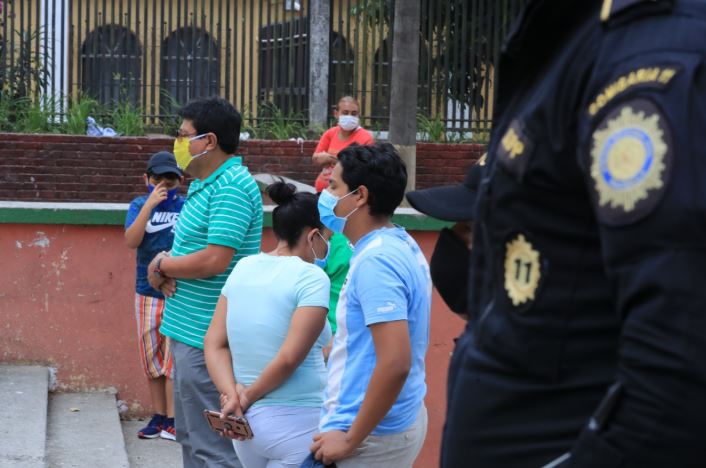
[46,392,129,468]
[0,201,451,231]
[0,365,49,468]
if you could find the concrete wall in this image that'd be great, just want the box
[0,221,466,468]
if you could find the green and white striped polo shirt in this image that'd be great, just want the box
[161,156,263,349]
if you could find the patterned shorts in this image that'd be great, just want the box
[134,293,174,379]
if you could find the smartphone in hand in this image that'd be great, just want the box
[203,409,254,439]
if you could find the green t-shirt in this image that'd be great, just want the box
[323,232,353,334]
[161,157,263,349]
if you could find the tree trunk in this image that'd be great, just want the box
[308,0,330,130]
[389,0,420,195]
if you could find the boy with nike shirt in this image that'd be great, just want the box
[125,151,185,440]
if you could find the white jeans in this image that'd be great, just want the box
[232,405,319,468]
[337,405,428,468]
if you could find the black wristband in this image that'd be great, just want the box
[154,256,164,278]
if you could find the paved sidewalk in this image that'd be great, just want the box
[121,420,182,467]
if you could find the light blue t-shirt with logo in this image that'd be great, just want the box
[320,226,431,435]
[222,253,331,408]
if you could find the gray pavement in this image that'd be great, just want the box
[121,420,182,467]
[0,365,49,468]
[46,392,129,467]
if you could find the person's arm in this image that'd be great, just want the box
[241,305,328,409]
[313,128,338,166]
[124,181,167,248]
[151,244,235,279]
[565,55,706,466]
[204,295,239,411]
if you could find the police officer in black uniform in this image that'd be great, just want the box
[442,0,706,467]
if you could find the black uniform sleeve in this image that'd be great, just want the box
[570,50,706,467]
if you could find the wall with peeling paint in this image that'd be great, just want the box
[0,222,464,467]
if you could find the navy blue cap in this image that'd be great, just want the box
[147,151,182,176]
[405,157,484,222]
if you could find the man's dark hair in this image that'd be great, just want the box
[177,97,242,154]
[337,142,407,217]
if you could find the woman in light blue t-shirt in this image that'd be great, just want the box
[205,181,332,468]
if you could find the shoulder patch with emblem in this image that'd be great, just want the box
[589,98,672,225]
[497,119,534,182]
[504,233,541,307]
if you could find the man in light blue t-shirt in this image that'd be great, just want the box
[310,143,431,468]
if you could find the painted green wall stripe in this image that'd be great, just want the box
[0,202,452,231]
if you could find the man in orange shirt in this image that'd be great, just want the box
[312,96,374,193]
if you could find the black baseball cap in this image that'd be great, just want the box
[147,151,182,177]
[405,155,485,222]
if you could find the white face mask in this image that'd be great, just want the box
[338,115,359,132]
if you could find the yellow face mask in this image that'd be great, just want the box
[173,134,208,170]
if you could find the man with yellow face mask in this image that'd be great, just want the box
[173,131,211,171]
[147,97,263,467]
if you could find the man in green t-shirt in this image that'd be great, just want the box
[147,97,263,467]
[323,232,353,334]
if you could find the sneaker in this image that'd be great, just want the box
[160,417,176,441]
[137,414,164,439]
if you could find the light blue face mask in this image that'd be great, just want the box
[317,188,358,233]
[311,231,330,269]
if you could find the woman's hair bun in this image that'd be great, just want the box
[267,181,297,206]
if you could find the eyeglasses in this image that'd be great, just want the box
[176,130,196,138]
[176,132,209,142]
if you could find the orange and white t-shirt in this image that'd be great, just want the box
[314,126,374,192]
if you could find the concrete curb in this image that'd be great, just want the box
[0,365,49,468]
[46,392,129,467]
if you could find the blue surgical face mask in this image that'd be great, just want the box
[311,231,330,269]
[317,188,359,233]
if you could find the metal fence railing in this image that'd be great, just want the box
[0,0,524,137]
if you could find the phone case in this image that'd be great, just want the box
[203,410,255,439]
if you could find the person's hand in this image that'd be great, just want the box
[311,430,357,465]
[145,180,168,209]
[235,383,252,413]
[219,390,248,440]
[314,153,338,167]
[147,251,168,289]
[322,340,333,363]
[159,277,177,297]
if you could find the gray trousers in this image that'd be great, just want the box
[172,340,243,468]
[337,405,428,468]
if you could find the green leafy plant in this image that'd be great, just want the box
[470,130,490,144]
[239,104,259,139]
[0,29,49,101]
[0,94,20,131]
[63,94,99,135]
[417,113,446,143]
[0,28,52,132]
[110,100,144,136]
[305,123,327,141]
[158,89,182,136]
[257,102,306,140]
[17,96,58,133]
